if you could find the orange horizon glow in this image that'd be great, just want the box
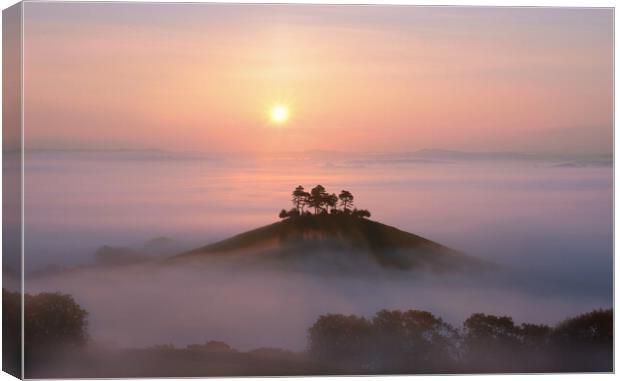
[22,4,613,155]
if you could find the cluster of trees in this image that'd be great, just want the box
[308,308,613,373]
[279,185,371,219]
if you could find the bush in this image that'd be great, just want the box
[549,309,613,371]
[25,291,88,351]
[308,314,373,370]
[308,309,458,373]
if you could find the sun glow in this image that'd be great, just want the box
[270,105,290,124]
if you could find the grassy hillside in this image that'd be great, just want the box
[171,214,484,272]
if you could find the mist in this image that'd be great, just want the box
[25,252,610,352]
[23,149,612,351]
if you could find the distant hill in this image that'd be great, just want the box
[170,214,486,273]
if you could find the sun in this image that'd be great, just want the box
[270,105,290,124]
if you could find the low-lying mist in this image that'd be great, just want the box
[25,252,610,352]
[22,151,612,352]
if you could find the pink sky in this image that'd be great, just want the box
[23,4,613,154]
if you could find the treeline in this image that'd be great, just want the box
[308,308,613,373]
[5,288,612,375]
[279,185,371,219]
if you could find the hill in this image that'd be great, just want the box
[170,214,485,273]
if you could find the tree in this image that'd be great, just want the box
[280,185,371,218]
[352,209,371,219]
[308,185,328,214]
[25,292,89,351]
[462,313,523,371]
[308,314,374,370]
[306,309,613,374]
[325,193,338,213]
[520,323,551,349]
[549,309,613,372]
[308,309,459,373]
[551,309,612,347]
[371,309,459,372]
[292,186,310,213]
[338,190,354,211]
[463,313,521,348]
[279,208,300,219]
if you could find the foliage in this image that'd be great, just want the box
[308,309,460,373]
[281,185,371,219]
[338,190,354,210]
[463,313,522,350]
[3,288,89,375]
[551,308,612,346]
[24,291,89,350]
[351,209,371,218]
[371,309,459,371]
[291,186,310,213]
[308,308,613,373]
[308,314,374,370]
[279,208,300,219]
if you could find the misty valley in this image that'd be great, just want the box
[4,150,613,377]
[3,289,612,377]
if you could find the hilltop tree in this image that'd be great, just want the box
[279,208,300,219]
[326,193,338,213]
[292,185,310,213]
[308,185,329,214]
[338,190,354,211]
[352,209,371,219]
[279,185,371,218]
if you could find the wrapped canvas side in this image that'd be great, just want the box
[3,2,23,379]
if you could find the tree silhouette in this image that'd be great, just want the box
[307,308,613,373]
[308,185,328,214]
[549,308,612,372]
[463,313,521,351]
[325,193,338,213]
[352,209,371,219]
[551,309,612,347]
[462,313,526,372]
[308,314,373,370]
[338,190,354,211]
[279,208,300,219]
[371,309,459,371]
[292,186,310,213]
[25,292,89,351]
[280,185,370,218]
[520,323,551,349]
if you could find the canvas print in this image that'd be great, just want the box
[2,2,614,378]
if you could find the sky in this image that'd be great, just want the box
[23,3,613,155]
